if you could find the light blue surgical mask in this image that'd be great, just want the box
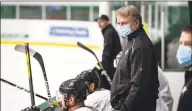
[118,24,132,38]
[176,45,192,66]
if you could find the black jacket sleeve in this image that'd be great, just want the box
[101,30,114,69]
[120,48,153,111]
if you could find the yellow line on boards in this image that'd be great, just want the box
[1,40,101,50]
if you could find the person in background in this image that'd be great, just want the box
[176,24,192,111]
[95,14,122,90]
[57,79,98,111]
[176,24,192,84]
[157,67,173,111]
[110,6,159,111]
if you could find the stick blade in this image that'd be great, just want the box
[77,42,94,54]
[14,44,36,56]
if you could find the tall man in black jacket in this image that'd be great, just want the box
[95,15,122,89]
[110,6,159,111]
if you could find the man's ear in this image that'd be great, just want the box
[69,95,75,106]
[133,20,140,30]
[90,83,95,92]
[135,19,139,25]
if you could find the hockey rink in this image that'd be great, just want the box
[1,44,184,111]
[0,18,186,111]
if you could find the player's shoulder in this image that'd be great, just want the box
[99,88,110,94]
[95,89,111,99]
[87,88,110,100]
[95,88,110,95]
[75,107,98,111]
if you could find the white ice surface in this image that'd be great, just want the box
[1,45,102,111]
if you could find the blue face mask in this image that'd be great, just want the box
[118,24,132,38]
[176,45,192,66]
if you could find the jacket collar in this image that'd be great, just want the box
[102,24,112,33]
[127,27,144,41]
[185,65,192,71]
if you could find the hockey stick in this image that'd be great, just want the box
[77,42,112,86]
[24,43,35,106]
[14,44,53,107]
[0,78,60,107]
[77,42,104,69]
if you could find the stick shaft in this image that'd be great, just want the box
[25,43,35,106]
[33,54,53,107]
[77,42,112,85]
[0,78,61,107]
[0,78,47,100]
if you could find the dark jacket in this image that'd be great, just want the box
[110,27,159,111]
[185,69,192,84]
[101,24,122,80]
[177,70,192,111]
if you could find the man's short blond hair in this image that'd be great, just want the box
[116,5,143,27]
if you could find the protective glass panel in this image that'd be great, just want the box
[1,5,16,18]
[71,6,89,21]
[93,6,99,19]
[111,1,125,10]
[46,6,67,20]
[19,6,42,19]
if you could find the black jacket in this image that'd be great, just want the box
[185,69,192,84]
[110,27,159,111]
[177,70,192,111]
[101,24,122,80]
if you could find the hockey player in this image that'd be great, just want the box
[57,78,98,111]
[76,70,115,111]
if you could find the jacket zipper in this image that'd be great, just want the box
[132,38,135,53]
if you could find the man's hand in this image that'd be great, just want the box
[114,51,122,68]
